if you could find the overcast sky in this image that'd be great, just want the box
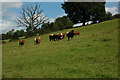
[0,0,119,34]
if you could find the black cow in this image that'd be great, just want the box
[49,34,58,41]
[66,30,74,41]
[49,33,66,41]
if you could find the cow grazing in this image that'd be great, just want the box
[49,34,58,41]
[66,30,79,41]
[34,37,41,44]
[49,33,65,41]
[57,33,65,40]
[66,30,74,41]
[73,31,79,35]
[19,40,25,46]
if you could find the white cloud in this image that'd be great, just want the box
[58,13,67,18]
[1,2,22,17]
[1,0,119,2]
[2,2,23,9]
[0,2,23,34]
[0,19,26,34]
[48,18,55,23]
[1,0,22,2]
[1,2,23,18]
[105,6,118,15]
[0,20,17,33]
[1,0,64,2]
[106,0,120,2]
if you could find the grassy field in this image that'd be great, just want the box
[2,19,119,78]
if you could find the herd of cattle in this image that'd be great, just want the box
[19,30,79,46]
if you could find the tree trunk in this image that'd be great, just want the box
[82,22,86,26]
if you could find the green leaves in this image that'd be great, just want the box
[62,2,106,25]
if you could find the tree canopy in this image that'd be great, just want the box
[62,2,106,26]
[41,16,74,34]
[112,14,120,19]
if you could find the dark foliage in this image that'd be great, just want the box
[62,2,106,25]
[112,14,120,19]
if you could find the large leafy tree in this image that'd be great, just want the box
[89,2,106,23]
[62,2,106,26]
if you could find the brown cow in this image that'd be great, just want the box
[19,40,25,46]
[57,33,65,40]
[34,37,40,44]
[73,31,79,35]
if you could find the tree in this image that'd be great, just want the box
[2,34,6,40]
[62,2,106,26]
[17,3,48,37]
[90,2,106,23]
[104,11,112,20]
[112,14,120,19]
[55,16,74,29]
[41,16,74,33]
[0,34,2,40]
[18,30,25,37]
[6,29,15,39]
[41,22,52,34]
[11,30,25,40]
[11,31,19,39]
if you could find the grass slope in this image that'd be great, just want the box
[2,19,119,78]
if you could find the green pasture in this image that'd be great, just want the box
[2,19,119,78]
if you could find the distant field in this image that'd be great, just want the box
[2,19,119,78]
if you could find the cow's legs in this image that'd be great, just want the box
[68,37,70,41]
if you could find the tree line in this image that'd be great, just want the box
[1,16,73,40]
[1,2,120,41]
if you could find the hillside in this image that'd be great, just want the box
[2,19,119,78]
